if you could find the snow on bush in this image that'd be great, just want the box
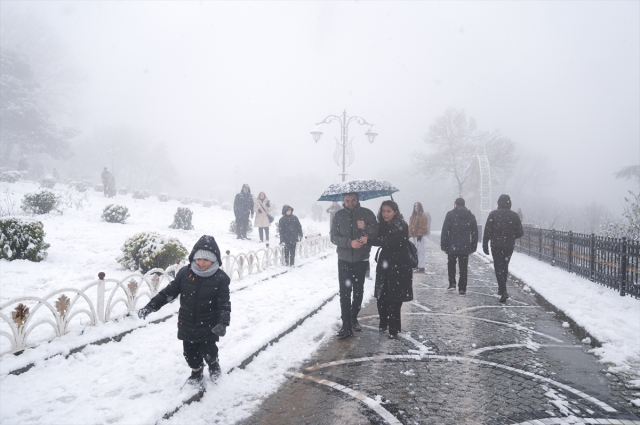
[117,232,188,273]
[70,181,89,192]
[221,202,232,211]
[39,176,56,189]
[94,184,104,192]
[21,190,60,215]
[203,200,212,208]
[57,187,90,211]
[101,204,130,224]
[210,199,220,207]
[180,197,193,205]
[132,190,150,200]
[229,219,253,234]
[169,207,194,230]
[0,217,50,262]
[157,193,170,202]
[0,171,21,183]
[118,188,128,195]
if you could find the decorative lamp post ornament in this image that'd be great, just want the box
[365,128,377,144]
[311,126,323,143]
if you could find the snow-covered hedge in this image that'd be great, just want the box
[132,190,150,200]
[229,219,253,234]
[21,190,60,215]
[101,205,130,224]
[169,207,194,230]
[94,184,104,192]
[203,200,212,208]
[157,193,170,202]
[0,171,21,183]
[0,217,50,262]
[70,181,89,192]
[117,232,188,273]
[118,188,128,195]
[180,197,193,205]
[40,176,56,189]
[221,202,232,211]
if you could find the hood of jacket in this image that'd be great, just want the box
[188,235,222,266]
[241,184,251,195]
[497,194,512,210]
[282,204,294,215]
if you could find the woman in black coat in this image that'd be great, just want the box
[137,235,231,386]
[369,200,414,338]
[278,204,303,266]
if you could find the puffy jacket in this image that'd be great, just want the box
[483,194,524,250]
[441,206,478,255]
[279,205,303,245]
[330,203,378,262]
[143,235,231,343]
[409,213,429,238]
[234,185,254,219]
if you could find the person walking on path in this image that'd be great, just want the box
[326,201,343,231]
[369,200,414,339]
[101,167,113,197]
[330,193,378,339]
[440,198,478,296]
[137,235,231,387]
[254,192,272,243]
[409,202,429,273]
[483,194,524,303]
[278,205,303,266]
[426,211,432,237]
[234,184,254,240]
[517,208,524,223]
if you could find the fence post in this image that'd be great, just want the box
[568,231,573,272]
[551,229,556,265]
[620,237,627,297]
[225,250,231,274]
[590,234,595,281]
[97,272,105,323]
[538,228,542,260]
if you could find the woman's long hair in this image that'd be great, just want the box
[377,200,405,224]
[412,202,424,216]
[258,192,267,201]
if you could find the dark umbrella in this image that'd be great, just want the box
[318,179,399,202]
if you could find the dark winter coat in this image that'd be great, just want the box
[330,202,378,262]
[234,185,254,219]
[483,195,524,251]
[279,205,303,245]
[370,216,414,302]
[441,206,479,255]
[143,235,231,343]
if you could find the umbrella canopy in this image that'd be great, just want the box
[318,179,399,202]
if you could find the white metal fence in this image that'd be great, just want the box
[0,235,331,356]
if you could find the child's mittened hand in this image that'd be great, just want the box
[212,324,227,337]
[138,307,150,320]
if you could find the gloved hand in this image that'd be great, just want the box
[483,246,490,255]
[417,236,422,242]
[212,324,227,337]
[266,201,270,207]
[138,306,151,320]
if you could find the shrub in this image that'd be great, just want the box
[221,202,232,211]
[94,184,104,192]
[118,188,128,195]
[40,176,57,189]
[117,232,188,273]
[0,217,50,262]
[170,207,194,230]
[229,219,253,234]
[203,201,212,208]
[0,171,21,183]
[132,190,149,200]
[157,193,170,202]
[102,205,130,224]
[210,199,220,207]
[21,190,60,215]
[194,198,204,205]
[180,197,193,205]
[70,181,89,192]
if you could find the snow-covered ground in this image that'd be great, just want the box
[478,249,640,391]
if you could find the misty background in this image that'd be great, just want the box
[1,1,638,233]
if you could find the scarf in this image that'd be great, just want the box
[191,260,219,278]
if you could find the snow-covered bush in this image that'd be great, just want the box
[117,232,188,273]
[57,187,90,211]
[221,202,232,211]
[132,190,150,200]
[203,200,212,208]
[210,199,220,207]
[21,190,60,215]
[0,217,50,262]
[118,188,128,195]
[94,184,104,192]
[0,171,21,183]
[102,205,130,224]
[170,207,194,230]
[157,193,170,202]
[69,181,89,192]
[194,198,204,205]
[180,197,193,205]
[39,176,56,189]
[229,220,253,234]
[602,191,640,240]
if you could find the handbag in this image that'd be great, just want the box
[258,199,274,223]
[406,240,419,268]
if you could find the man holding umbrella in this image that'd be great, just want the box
[330,192,378,339]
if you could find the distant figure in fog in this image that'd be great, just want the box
[101,167,116,197]
[278,205,303,267]
[409,202,429,273]
[326,201,342,230]
[441,198,478,296]
[311,202,323,221]
[517,208,523,223]
[426,211,432,236]
[483,195,524,303]
[254,192,272,243]
[234,184,254,240]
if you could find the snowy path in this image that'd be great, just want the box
[0,253,375,425]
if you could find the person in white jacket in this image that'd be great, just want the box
[254,192,273,242]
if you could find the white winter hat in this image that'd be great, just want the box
[193,249,217,263]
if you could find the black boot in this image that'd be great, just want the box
[208,360,221,381]
[499,292,509,303]
[351,316,362,332]
[187,367,204,387]
[336,328,353,339]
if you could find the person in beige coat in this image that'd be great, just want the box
[409,202,429,273]
[254,192,273,242]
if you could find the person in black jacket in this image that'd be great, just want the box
[440,198,478,296]
[278,205,303,266]
[483,194,524,303]
[137,235,231,387]
[234,184,254,239]
[369,201,413,339]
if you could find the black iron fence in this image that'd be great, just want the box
[514,226,639,299]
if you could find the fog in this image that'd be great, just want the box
[1,1,639,231]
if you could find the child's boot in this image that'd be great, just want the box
[187,366,204,387]
[209,359,221,381]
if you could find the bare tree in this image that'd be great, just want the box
[614,165,640,186]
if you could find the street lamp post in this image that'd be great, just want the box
[311,110,377,182]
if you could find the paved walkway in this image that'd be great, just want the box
[239,238,640,425]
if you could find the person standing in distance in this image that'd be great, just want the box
[330,192,378,339]
[483,195,524,303]
[234,184,254,240]
[409,202,429,273]
[440,198,478,296]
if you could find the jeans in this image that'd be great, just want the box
[447,254,469,291]
[491,247,514,295]
[183,340,218,370]
[410,237,427,268]
[338,260,368,331]
[377,298,403,335]
[259,227,269,242]
[236,217,249,238]
[283,242,297,266]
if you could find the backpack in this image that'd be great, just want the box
[407,240,419,268]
